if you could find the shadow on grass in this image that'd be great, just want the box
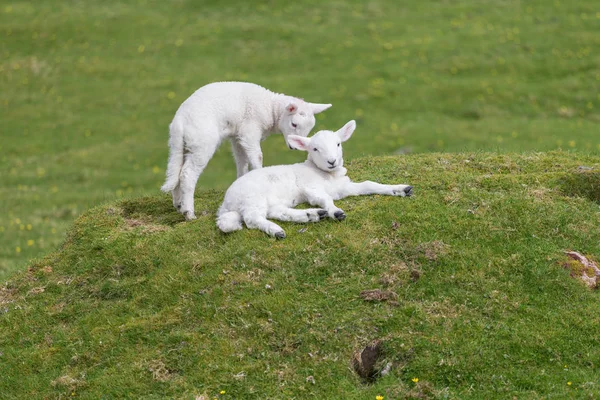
[119,196,184,227]
[558,170,600,203]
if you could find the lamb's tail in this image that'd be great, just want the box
[160,119,185,193]
[216,210,243,233]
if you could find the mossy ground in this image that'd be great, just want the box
[2,152,600,399]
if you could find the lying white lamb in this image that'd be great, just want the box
[161,81,332,221]
[217,120,413,238]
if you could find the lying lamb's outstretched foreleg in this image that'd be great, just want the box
[339,181,413,198]
[304,190,348,221]
[304,182,413,222]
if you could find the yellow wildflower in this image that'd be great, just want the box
[376,396,384,400]
[412,377,419,383]
[220,390,226,395]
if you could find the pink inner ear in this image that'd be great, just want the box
[289,137,307,150]
[287,104,297,113]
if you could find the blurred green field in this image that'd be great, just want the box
[1,0,599,279]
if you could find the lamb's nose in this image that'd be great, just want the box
[328,159,336,166]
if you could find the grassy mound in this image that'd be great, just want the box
[3,0,600,278]
[2,152,600,399]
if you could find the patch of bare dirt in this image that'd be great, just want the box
[417,240,449,261]
[0,286,17,308]
[51,373,85,390]
[148,359,176,382]
[360,289,398,304]
[563,251,600,288]
[27,286,45,296]
[352,340,385,383]
[124,218,169,234]
[379,261,421,287]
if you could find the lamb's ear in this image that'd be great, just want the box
[287,135,311,151]
[337,120,356,142]
[310,103,332,115]
[286,102,298,113]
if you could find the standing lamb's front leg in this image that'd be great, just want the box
[238,125,264,171]
[304,189,347,221]
[338,181,413,198]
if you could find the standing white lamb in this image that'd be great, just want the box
[161,81,332,221]
[217,120,413,238]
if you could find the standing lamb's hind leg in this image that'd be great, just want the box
[178,139,220,221]
[243,212,286,239]
[172,184,183,211]
[231,140,249,178]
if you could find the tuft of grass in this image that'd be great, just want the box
[2,0,600,278]
[1,152,600,398]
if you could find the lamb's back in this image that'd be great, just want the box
[176,82,275,124]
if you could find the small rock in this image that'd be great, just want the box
[233,371,246,380]
[306,375,316,384]
[380,362,392,376]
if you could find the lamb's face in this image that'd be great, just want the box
[278,101,332,148]
[307,130,344,172]
[287,120,357,173]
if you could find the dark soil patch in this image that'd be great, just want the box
[360,289,398,304]
[353,340,385,383]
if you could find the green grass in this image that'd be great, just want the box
[2,0,600,279]
[2,152,600,398]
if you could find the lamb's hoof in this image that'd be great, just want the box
[275,231,286,239]
[334,210,346,221]
[317,209,327,220]
[183,211,197,221]
[404,186,413,197]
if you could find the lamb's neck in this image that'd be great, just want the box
[270,93,289,130]
[304,159,347,178]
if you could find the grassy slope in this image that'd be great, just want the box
[2,152,600,399]
[1,0,600,279]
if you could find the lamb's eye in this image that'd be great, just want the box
[337,143,340,147]
[291,122,298,128]
[313,148,318,152]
